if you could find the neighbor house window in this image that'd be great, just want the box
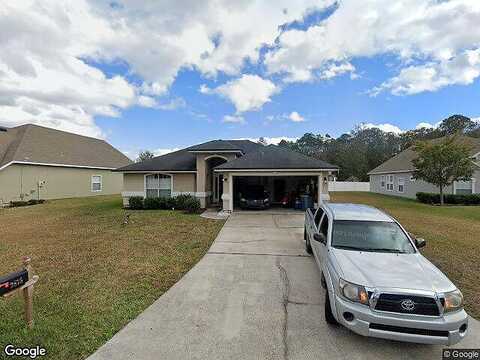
[146,174,171,198]
[91,175,102,192]
[386,175,394,191]
[380,176,385,188]
[397,178,405,193]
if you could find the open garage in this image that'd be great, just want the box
[233,175,319,209]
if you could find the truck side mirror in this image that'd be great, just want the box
[415,238,426,248]
[313,233,326,245]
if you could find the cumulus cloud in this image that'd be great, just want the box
[288,111,305,122]
[416,122,436,130]
[361,123,403,134]
[201,75,279,113]
[222,115,245,124]
[154,148,181,156]
[265,0,480,94]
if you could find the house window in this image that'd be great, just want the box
[145,174,171,198]
[455,180,473,195]
[386,175,394,191]
[380,175,385,188]
[397,178,405,193]
[91,175,102,192]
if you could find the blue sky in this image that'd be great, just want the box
[2,1,480,158]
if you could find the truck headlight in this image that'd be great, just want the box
[444,289,463,312]
[240,198,246,202]
[339,278,369,305]
[263,198,269,203]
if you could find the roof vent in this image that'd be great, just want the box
[0,126,7,132]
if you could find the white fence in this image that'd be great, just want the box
[328,181,370,192]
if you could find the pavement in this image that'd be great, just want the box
[88,211,480,360]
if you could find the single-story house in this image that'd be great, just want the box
[368,137,480,198]
[0,124,131,205]
[115,140,338,211]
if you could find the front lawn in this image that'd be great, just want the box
[0,195,224,360]
[331,192,480,319]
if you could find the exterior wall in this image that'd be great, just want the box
[0,164,122,205]
[474,170,480,194]
[329,181,370,192]
[369,172,454,199]
[172,173,196,194]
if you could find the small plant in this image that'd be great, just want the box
[128,196,144,210]
[183,196,201,213]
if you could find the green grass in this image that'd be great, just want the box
[331,192,480,319]
[0,195,224,360]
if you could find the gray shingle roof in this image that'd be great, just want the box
[368,136,480,175]
[116,140,263,172]
[214,145,338,170]
[0,124,131,169]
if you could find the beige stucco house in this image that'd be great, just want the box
[0,124,131,205]
[115,140,338,212]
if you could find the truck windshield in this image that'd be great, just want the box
[332,220,415,254]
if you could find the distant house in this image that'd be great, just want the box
[0,124,131,204]
[115,139,338,211]
[368,137,480,198]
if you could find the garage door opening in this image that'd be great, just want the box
[233,176,318,210]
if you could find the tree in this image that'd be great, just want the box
[437,114,477,136]
[136,150,155,162]
[412,136,474,205]
[257,137,268,146]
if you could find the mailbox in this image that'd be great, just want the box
[0,269,29,296]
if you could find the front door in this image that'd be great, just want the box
[213,173,223,204]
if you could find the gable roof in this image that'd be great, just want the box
[0,124,131,170]
[116,139,262,172]
[214,145,338,171]
[368,136,480,175]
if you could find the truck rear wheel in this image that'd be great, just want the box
[304,228,312,254]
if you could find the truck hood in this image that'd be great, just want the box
[330,248,456,292]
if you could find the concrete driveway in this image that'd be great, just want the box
[88,211,479,360]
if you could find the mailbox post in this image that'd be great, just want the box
[1,257,39,328]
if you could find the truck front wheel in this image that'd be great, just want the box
[304,228,312,254]
[324,289,338,325]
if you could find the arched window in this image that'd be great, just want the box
[146,174,171,198]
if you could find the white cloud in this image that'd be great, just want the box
[361,123,403,134]
[265,0,480,94]
[237,136,299,145]
[154,148,181,156]
[288,111,305,122]
[201,74,279,113]
[415,122,436,130]
[222,115,245,124]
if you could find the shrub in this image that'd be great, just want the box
[27,199,45,205]
[144,197,161,209]
[183,196,201,213]
[10,201,29,207]
[416,192,480,205]
[129,196,144,209]
[174,194,197,210]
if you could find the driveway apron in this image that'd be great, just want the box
[88,211,480,360]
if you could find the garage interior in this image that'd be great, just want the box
[233,175,319,209]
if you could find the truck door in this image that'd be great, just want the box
[316,214,329,263]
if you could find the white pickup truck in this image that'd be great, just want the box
[304,202,468,345]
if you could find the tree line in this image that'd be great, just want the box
[277,114,480,181]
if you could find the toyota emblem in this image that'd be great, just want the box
[400,299,416,311]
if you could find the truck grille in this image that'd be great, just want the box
[374,293,440,316]
[369,323,449,337]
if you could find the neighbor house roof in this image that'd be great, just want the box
[368,136,480,175]
[214,145,338,171]
[116,140,263,172]
[0,124,131,170]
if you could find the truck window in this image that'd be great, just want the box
[314,208,324,228]
[319,215,329,237]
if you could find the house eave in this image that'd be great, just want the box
[0,161,118,172]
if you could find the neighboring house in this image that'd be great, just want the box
[115,140,338,211]
[368,137,480,199]
[0,124,131,205]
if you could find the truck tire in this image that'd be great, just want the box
[304,228,312,254]
[325,289,338,325]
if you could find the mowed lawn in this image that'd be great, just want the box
[0,195,224,360]
[331,192,480,319]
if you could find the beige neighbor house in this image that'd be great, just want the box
[115,139,338,212]
[0,124,131,205]
[369,136,480,199]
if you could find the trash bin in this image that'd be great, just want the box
[300,194,313,210]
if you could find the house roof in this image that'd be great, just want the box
[116,140,263,172]
[214,145,339,171]
[368,136,480,175]
[0,124,131,170]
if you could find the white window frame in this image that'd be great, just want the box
[397,177,405,193]
[386,175,394,191]
[144,173,173,198]
[380,175,385,188]
[91,175,102,192]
